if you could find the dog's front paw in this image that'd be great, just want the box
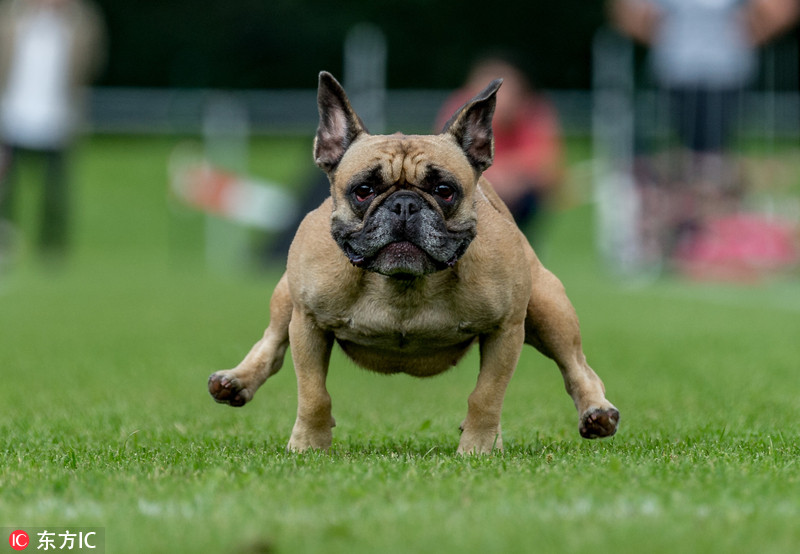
[287,420,334,452]
[579,405,620,439]
[208,371,254,407]
[457,422,503,455]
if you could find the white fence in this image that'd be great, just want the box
[87,86,800,139]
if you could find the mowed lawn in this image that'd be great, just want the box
[1,135,799,553]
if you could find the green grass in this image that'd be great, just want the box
[1,135,799,553]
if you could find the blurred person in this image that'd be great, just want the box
[610,0,797,161]
[436,56,564,234]
[609,0,799,268]
[0,0,106,261]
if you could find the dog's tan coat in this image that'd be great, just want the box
[208,73,619,454]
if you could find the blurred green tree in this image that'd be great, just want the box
[94,0,606,89]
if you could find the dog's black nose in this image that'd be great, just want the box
[388,192,421,220]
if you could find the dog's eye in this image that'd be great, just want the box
[353,185,375,202]
[433,184,455,203]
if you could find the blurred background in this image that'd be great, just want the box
[0,0,799,280]
[2,5,799,551]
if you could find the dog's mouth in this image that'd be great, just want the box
[346,240,457,277]
[379,240,425,260]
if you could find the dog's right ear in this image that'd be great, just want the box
[314,71,369,172]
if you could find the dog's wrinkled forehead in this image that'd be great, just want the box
[335,134,475,188]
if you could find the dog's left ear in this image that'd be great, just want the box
[314,71,369,171]
[441,78,502,173]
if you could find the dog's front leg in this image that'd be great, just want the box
[287,308,336,452]
[457,322,525,455]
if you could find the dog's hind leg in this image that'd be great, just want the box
[525,264,620,438]
[208,272,292,407]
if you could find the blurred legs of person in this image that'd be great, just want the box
[0,146,70,264]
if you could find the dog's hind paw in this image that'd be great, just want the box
[579,406,620,439]
[208,371,254,407]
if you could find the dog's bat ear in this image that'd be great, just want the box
[314,71,369,171]
[441,78,502,173]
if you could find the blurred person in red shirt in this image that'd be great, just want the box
[437,56,564,233]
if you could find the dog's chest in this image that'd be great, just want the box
[315,284,503,352]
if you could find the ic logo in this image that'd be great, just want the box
[9,530,29,551]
